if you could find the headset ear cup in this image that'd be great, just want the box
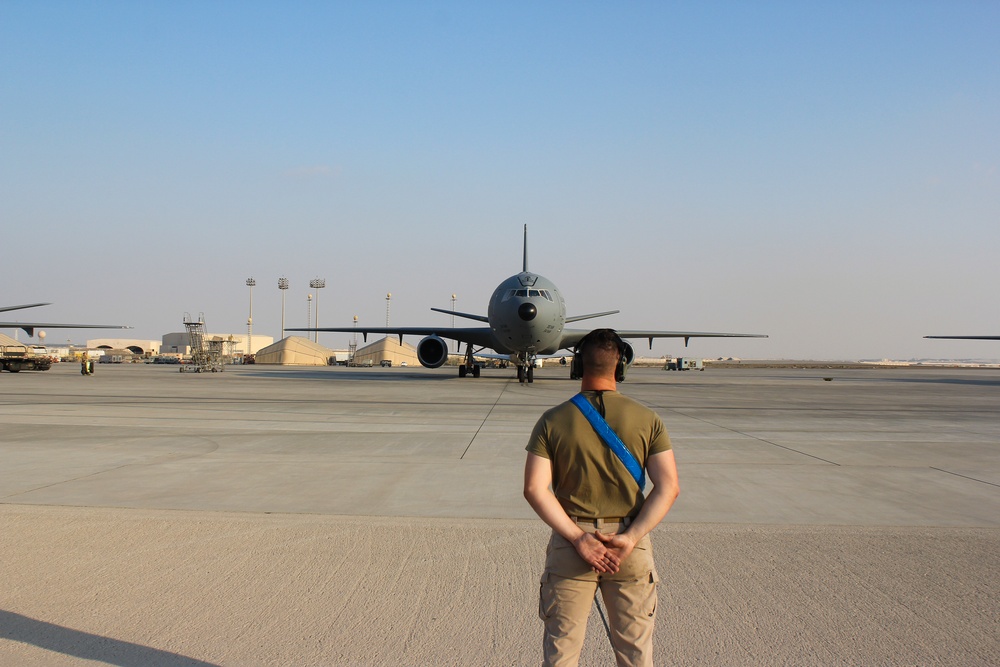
[572,333,590,380]
[615,339,627,382]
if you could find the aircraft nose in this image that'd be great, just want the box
[518,303,537,321]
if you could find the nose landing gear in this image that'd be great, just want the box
[516,357,535,383]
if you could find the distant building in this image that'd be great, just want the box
[255,336,334,366]
[87,338,161,356]
[352,337,419,367]
[160,332,272,356]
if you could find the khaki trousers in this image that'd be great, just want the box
[538,519,659,667]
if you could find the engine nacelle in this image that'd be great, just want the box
[416,335,450,369]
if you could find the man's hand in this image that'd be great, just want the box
[595,531,637,563]
[573,532,621,573]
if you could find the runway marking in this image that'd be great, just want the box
[644,403,842,466]
[930,467,1000,489]
[460,380,513,460]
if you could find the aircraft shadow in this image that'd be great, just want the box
[242,369,484,381]
[0,610,219,667]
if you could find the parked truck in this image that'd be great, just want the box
[665,357,704,371]
[1,344,53,372]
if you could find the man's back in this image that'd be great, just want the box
[526,390,671,519]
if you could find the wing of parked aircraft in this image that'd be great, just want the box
[289,226,766,382]
[924,335,1000,340]
[325,325,497,350]
[0,303,131,337]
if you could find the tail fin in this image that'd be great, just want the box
[522,224,528,272]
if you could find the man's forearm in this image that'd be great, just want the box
[621,450,680,544]
[524,486,586,543]
[623,482,678,544]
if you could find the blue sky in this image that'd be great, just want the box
[2,1,997,360]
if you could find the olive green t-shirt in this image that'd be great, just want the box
[525,390,672,519]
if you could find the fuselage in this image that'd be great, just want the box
[487,272,566,356]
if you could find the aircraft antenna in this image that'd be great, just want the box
[522,224,528,272]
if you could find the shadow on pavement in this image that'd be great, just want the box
[0,610,219,667]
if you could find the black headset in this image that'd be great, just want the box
[572,329,628,382]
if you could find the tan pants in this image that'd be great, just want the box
[538,519,659,667]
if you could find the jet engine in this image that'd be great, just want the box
[416,335,450,369]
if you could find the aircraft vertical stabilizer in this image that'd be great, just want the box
[523,224,528,272]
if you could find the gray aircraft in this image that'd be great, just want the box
[290,227,766,382]
[1,302,131,337]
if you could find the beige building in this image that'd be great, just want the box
[352,337,419,367]
[160,332,272,356]
[87,338,161,355]
[255,337,335,366]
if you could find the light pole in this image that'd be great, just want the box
[278,277,289,340]
[452,293,457,350]
[307,293,312,341]
[385,292,392,329]
[309,278,326,344]
[246,277,256,356]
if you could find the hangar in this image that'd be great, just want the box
[87,338,161,356]
[255,336,335,366]
[352,337,420,367]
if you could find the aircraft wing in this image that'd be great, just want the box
[429,308,489,323]
[0,321,132,337]
[558,329,768,350]
[0,303,51,314]
[1,303,131,337]
[286,326,497,349]
[924,335,1000,340]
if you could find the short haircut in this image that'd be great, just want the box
[581,329,622,376]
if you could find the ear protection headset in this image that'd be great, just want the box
[572,329,628,382]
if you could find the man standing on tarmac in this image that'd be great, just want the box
[524,328,680,667]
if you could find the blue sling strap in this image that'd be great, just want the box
[570,392,645,489]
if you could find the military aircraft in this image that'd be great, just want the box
[1,302,131,337]
[290,226,766,382]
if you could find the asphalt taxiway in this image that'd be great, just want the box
[2,363,998,665]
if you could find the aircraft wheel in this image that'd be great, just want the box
[527,366,534,383]
[472,365,480,378]
[517,365,525,383]
[459,365,467,378]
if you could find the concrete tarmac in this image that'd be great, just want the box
[1,363,998,665]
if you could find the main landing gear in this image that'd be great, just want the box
[458,343,482,378]
[459,363,481,378]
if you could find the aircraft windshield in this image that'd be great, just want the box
[503,289,553,302]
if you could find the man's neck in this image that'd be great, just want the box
[580,375,616,392]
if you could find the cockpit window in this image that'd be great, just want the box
[502,288,554,302]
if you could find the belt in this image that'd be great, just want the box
[571,516,631,527]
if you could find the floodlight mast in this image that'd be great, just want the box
[278,277,289,340]
[309,278,326,343]
[246,278,256,356]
